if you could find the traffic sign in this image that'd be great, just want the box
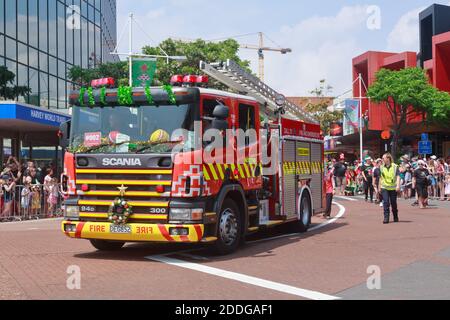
[421,133,429,141]
[418,141,432,155]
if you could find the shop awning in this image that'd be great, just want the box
[0,102,71,132]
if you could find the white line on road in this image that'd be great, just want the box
[146,202,347,300]
[310,201,346,232]
[247,201,346,244]
[146,255,340,300]
[334,196,359,202]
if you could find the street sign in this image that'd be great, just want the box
[418,141,432,155]
[421,133,429,141]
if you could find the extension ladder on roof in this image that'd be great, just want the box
[199,59,318,124]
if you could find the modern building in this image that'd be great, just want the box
[0,0,118,168]
[341,4,450,159]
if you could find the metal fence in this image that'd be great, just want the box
[0,184,64,222]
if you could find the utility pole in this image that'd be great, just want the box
[359,73,364,162]
[128,13,133,87]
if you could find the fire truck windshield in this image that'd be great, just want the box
[70,103,199,154]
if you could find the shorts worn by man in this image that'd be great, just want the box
[380,153,401,224]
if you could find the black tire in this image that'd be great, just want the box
[90,239,125,251]
[211,199,242,255]
[296,192,312,233]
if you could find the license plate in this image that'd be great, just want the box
[110,225,132,234]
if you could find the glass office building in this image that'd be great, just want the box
[0,0,118,111]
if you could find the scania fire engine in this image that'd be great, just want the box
[60,60,325,254]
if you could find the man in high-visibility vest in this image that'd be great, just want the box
[380,153,401,224]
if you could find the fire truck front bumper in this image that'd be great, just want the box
[62,221,205,243]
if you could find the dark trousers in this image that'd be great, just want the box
[325,193,333,216]
[364,179,374,201]
[381,189,398,220]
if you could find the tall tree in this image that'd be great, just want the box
[142,38,251,89]
[367,67,450,158]
[0,66,31,100]
[304,79,342,136]
[68,61,128,87]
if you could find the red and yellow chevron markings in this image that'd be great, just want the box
[283,161,324,176]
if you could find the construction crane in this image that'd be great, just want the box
[240,32,292,82]
[173,32,292,82]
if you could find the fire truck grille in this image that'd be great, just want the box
[75,168,173,223]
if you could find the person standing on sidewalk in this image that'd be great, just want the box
[323,163,336,220]
[373,158,383,207]
[362,157,374,203]
[412,160,430,209]
[380,153,401,224]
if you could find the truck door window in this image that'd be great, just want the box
[238,103,256,145]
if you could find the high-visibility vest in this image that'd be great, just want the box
[381,164,398,191]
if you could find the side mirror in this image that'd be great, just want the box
[212,119,228,131]
[212,104,229,119]
[59,121,71,148]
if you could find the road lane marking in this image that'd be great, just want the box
[334,196,359,202]
[178,253,210,261]
[310,201,346,231]
[247,201,346,244]
[146,255,340,300]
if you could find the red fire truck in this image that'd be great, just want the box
[60,60,325,255]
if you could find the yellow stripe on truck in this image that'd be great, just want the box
[77,180,172,186]
[78,200,169,207]
[62,221,204,243]
[76,169,172,175]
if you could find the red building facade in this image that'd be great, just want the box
[348,4,450,158]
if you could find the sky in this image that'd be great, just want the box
[116,0,450,97]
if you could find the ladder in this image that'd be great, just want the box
[199,59,318,124]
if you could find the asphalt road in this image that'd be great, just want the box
[0,196,449,300]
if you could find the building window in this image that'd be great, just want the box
[5,0,16,39]
[17,0,28,44]
[57,1,66,60]
[6,37,16,61]
[39,71,49,108]
[0,0,4,34]
[28,0,38,48]
[39,0,48,52]
[48,0,57,57]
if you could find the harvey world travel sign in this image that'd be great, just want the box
[0,103,71,128]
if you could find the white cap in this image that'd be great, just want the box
[431,155,437,160]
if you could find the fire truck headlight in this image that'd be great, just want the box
[169,208,203,222]
[65,206,80,219]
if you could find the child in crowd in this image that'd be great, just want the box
[21,177,32,219]
[47,178,59,217]
[30,183,41,218]
[445,174,450,201]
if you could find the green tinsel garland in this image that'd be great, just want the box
[117,86,133,105]
[78,87,86,106]
[144,85,154,105]
[163,85,177,105]
[100,87,107,105]
[87,87,95,106]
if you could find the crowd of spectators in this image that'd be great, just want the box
[328,153,450,209]
[0,156,61,220]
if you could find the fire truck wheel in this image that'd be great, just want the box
[297,192,312,233]
[89,239,125,251]
[212,199,242,255]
